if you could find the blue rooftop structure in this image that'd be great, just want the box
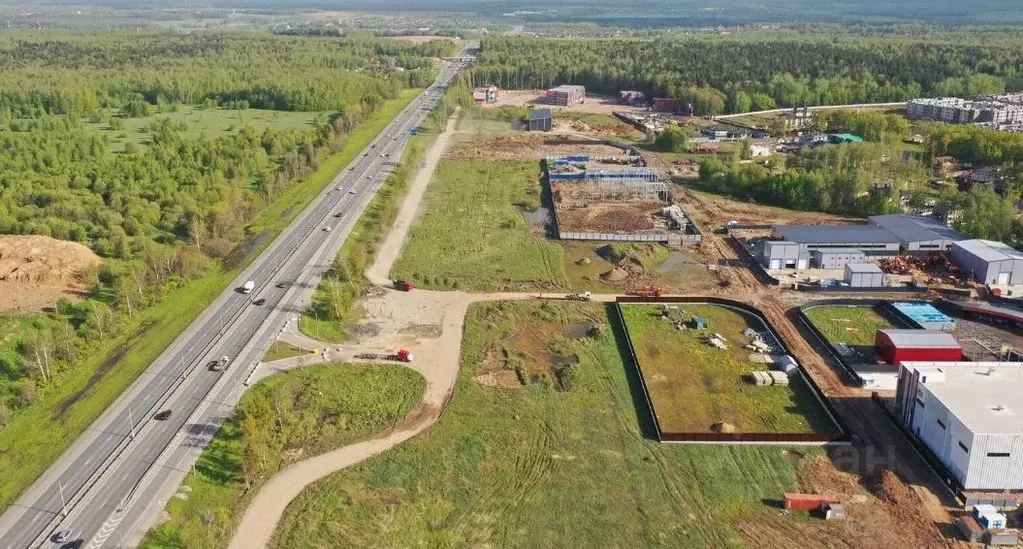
[892,302,955,331]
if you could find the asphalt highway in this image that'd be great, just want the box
[0,48,474,549]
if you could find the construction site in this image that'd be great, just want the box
[544,153,702,248]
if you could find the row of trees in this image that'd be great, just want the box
[470,36,1022,114]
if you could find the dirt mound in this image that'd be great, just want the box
[873,470,914,503]
[711,421,737,433]
[602,267,630,281]
[0,235,101,313]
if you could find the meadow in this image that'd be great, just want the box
[84,107,331,153]
[620,303,839,435]
[390,160,566,291]
[271,301,821,548]
[141,362,426,549]
[802,304,901,363]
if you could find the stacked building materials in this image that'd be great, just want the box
[544,84,586,106]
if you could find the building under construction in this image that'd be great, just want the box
[543,154,701,247]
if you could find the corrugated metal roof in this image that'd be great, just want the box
[869,214,965,244]
[904,362,1023,435]
[812,248,865,255]
[879,329,961,349]
[529,108,552,121]
[774,225,900,244]
[953,239,1023,263]
[845,262,882,273]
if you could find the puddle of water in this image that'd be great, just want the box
[563,321,596,340]
[522,205,553,225]
[549,353,579,367]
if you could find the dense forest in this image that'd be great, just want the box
[471,35,1023,114]
[0,30,454,417]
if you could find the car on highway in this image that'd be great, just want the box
[336,186,343,190]
[252,298,266,306]
[52,531,71,543]
[275,281,288,288]
[333,212,343,217]
[348,190,356,194]
[208,356,230,371]
[154,410,172,420]
[324,226,332,232]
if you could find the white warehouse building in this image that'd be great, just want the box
[896,362,1023,491]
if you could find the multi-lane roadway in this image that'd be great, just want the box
[0,47,474,549]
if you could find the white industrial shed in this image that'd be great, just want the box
[896,362,1023,491]
[868,214,965,253]
[844,262,884,287]
[950,239,1023,285]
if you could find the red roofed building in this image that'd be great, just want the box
[875,329,963,364]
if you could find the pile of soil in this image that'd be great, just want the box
[0,235,100,313]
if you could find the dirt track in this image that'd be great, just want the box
[227,111,962,548]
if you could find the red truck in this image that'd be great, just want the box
[393,280,415,292]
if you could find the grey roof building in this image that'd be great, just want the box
[527,108,552,132]
[868,214,965,253]
[950,239,1023,285]
[844,262,885,287]
[772,225,901,256]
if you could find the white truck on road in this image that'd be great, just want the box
[242,280,255,294]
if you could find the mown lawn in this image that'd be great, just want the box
[803,304,901,363]
[140,363,426,549]
[271,301,821,548]
[391,160,566,291]
[0,89,422,513]
[620,303,838,435]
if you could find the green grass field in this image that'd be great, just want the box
[271,301,821,548]
[262,341,312,362]
[0,89,422,513]
[619,304,838,435]
[390,160,566,291]
[141,362,426,549]
[803,304,901,363]
[85,107,331,153]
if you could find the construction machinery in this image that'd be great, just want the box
[393,280,415,292]
[632,286,663,298]
[566,291,592,301]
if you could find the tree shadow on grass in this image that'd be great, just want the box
[603,302,659,441]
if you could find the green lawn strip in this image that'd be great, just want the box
[619,303,838,435]
[262,341,312,363]
[391,160,566,291]
[0,90,422,512]
[272,301,819,548]
[140,362,426,549]
[802,304,900,362]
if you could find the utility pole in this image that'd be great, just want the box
[57,480,68,517]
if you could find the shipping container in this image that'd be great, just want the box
[783,493,838,512]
